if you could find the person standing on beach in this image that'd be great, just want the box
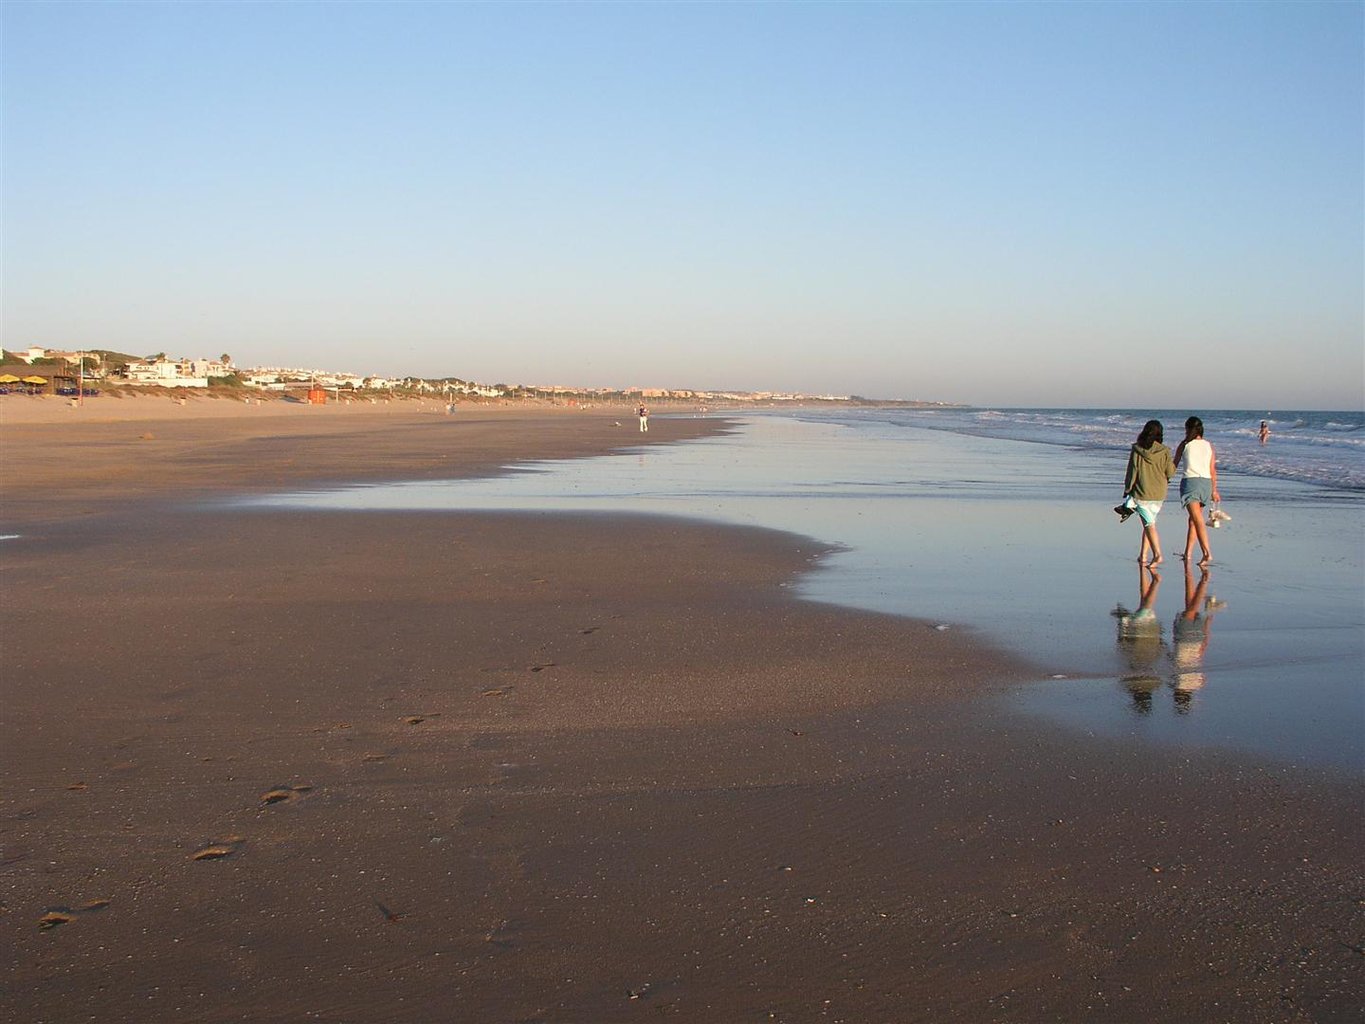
[1114,419,1175,565]
[638,405,649,432]
[1173,416,1220,565]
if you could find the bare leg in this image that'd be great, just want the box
[1142,522,1163,565]
[1186,501,1212,564]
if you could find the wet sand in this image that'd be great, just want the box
[2,404,1361,1022]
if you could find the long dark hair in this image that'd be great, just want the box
[1136,419,1164,449]
[1184,416,1205,441]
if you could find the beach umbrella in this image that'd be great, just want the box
[22,376,48,384]
[0,374,21,383]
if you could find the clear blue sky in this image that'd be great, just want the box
[3,1,1361,408]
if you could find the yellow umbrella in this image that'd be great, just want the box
[0,374,21,383]
[22,376,48,385]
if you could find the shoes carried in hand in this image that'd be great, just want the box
[1113,504,1134,523]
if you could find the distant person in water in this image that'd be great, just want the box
[638,405,649,432]
[1173,416,1220,566]
[1114,419,1175,565]
[1259,420,1270,445]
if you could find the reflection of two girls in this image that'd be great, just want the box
[1113,561,1225,713]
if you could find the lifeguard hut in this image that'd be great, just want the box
[307,383,327,405]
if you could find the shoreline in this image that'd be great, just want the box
[3,409,1361,1021]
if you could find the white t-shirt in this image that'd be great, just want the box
[1182,438,1214,479]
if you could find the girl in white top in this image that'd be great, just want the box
[1173,416,1220,565]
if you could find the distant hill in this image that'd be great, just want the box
[1,348,142,367]
[87,349,142,367]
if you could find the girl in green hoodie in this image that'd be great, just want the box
[1114,419,1176,565]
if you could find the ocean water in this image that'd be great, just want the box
[791,406,1365,492]
[248,408,1364,773]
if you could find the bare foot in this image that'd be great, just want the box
[1148,555,1164,566]
[1198,556,1213,566]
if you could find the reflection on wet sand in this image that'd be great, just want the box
[1112,564,1227,716]
[1170,564,1227,714]
[1114,564,1165,714]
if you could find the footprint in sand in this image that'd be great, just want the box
[191,837,245,861]
[38,910,78,930]
[373,899,404,923]
[39,899,112,930]
[485,917,523,950]
[259,784,313,808]
[529,662,556,673]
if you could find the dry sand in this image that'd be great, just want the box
[2,398,1361,1022]
[0,393,707,525]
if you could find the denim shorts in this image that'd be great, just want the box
[1180,477,1213,508]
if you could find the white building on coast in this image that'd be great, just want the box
[121,357,232,387]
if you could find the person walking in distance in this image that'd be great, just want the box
[1173,415,1220,566]
[1115,419,1175,565]
[638,404,649,432]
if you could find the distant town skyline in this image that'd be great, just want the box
[1,343,865,402]
[4,2,1361,409]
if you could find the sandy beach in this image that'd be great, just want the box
[0,393,725,527]
[2,398,1361,1023]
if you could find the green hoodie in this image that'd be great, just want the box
[1124,442,1175,501]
